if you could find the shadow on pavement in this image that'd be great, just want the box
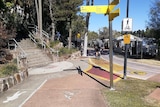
[63,66,110,88]
[80,59,123,79]
[76,66,110,88]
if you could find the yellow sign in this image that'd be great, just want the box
[80,0,120,21]
[108,0,120,13]
[109,8,120,21]
[80,5,108,14]
[123,34,130,44]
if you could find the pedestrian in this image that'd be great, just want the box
[76,32,81,50]
[94,44,101,59]
[56,31,61,40]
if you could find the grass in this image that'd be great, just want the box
[103,78,160,107]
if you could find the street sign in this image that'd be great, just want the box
[109,8,120,21]
[80,5,108,14]
[80,0,120,21]
[108,0,120,12]
[123,34,130,44]
[122,18,132,32]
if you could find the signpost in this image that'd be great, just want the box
[123,0,131,79]
[80,0,120,89]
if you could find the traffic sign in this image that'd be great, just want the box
[123,34,130,44]
[122,18,132,32]
[80,5,108,14]
[108,0,120,13]
[80,0,120,21]
[109,8,120,21]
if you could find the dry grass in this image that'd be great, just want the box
[102,78,160,107]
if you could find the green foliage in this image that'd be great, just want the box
[50,40,60,48]
[147,0,160,39]
[0,0,5,10]
[5,2,14,8]
[72,15,86,35]
[0,63,18,77]
[55,0,83,20]
[59,47,77,56]
[88,31,98,40]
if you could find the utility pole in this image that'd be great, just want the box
[123,0,129,79]
[108,0,114,90]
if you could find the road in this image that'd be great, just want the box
[102,54,160,74]
[88,48,160,79]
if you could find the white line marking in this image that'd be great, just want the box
[19,79,47,107]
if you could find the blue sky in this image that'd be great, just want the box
[83,0,152,32]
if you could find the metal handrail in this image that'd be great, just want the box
[28,30,59,57]
[28,25,50,39]
[12,38,27,58]
[28,32,38,44]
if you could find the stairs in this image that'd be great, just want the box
[18,38,53,68]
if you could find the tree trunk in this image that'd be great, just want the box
[68,20,72,49]
[35,0,39,31]
[49,0,55,41]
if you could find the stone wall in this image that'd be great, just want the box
[0,69,28,92]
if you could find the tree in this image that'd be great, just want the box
[88,31,98,40]
[55,0,83,49]
[48,0,56,41]
[98,27,109,39]
[147,0,160,39]
[72,15,86,38]
[0,0,5,10]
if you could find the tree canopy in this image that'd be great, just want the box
[147,0,160,39]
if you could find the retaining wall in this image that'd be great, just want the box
[0,69,29,92]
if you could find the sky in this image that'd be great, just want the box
[82,0,153,32]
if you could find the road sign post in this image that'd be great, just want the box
[80,0,120,89]
[123,0,130,79]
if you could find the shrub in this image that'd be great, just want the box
[50,41,60,48]
[1,63,18,76]
[59,47,77,56]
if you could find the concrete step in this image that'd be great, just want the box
[17,38,53,68]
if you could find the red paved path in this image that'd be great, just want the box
[86,66,121,81]
[22,74,108,107]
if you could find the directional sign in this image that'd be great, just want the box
[109,8,120,21]
[80,0,120,21]
[108,0,120,13]
[80,5,108,14]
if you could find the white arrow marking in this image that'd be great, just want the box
[3,91,26,103]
